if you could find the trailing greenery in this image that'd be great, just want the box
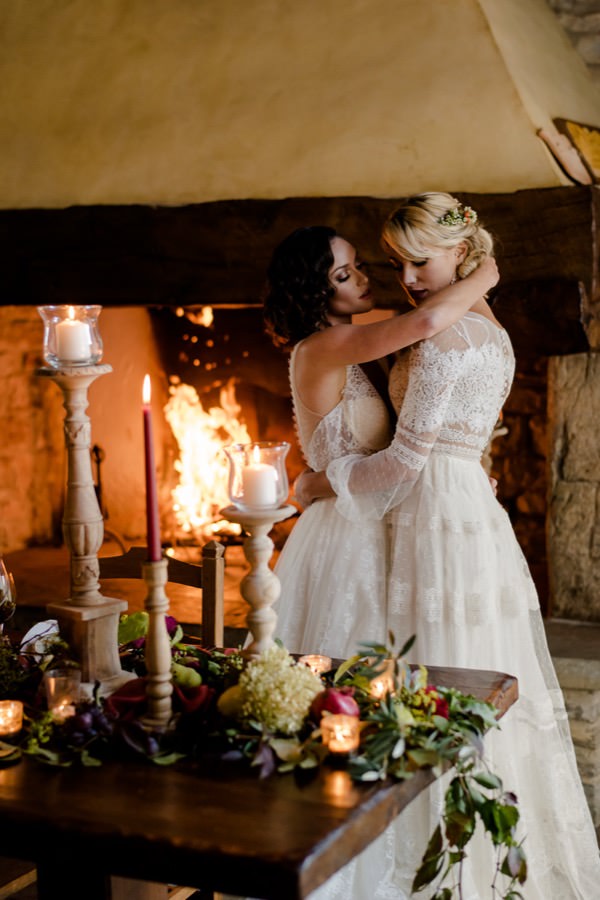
[4,621,527,897]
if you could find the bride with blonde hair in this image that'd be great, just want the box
[300,192,600,898]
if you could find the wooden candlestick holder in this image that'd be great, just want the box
[38,364,134,693]
[140,558,173,730]
[220,504,295,658]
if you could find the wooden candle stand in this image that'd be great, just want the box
[220,504,295,659]
[38,364,134,693]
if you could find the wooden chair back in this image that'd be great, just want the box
[99,540,225,648]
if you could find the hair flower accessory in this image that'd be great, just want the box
[438,204,478,227]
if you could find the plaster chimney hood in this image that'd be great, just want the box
[0,0,598,209]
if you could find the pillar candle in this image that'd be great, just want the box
[242,454,278,507]
[142,375,162,562]
[55,306,92,361]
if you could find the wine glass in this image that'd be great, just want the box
[0,558,16,635]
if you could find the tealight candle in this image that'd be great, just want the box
[0,700,23,736]
[321,714,360,755]
[299,654,333,676]
[44,667,81,721]
[242,446,278,507]
[50,700,76,723]
[55,306,92,362]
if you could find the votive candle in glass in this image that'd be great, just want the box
[44,667,81,721]
[223,441,290,512]
[321,714,360,755]
[0,700,23,736]
[298,654,332,676]
[37,305,103,367]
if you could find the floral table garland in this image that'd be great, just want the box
[0,617,527,899]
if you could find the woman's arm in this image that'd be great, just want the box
[296,466,498,507]
[305,257,498,370]
[326,327,465,521]
[292,469,335,508]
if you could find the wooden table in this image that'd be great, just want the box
[0,666,517,900]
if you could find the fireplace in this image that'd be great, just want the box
[0,186,598,622]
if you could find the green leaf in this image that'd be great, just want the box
[396,634,416,659]
[466,780,486,809]
[358,769,384,782]
[407,748,440,768]
[391,737,406,759]
[474,770,503,790]
[502,844,528,883]
[333,654,362,683]
[118,612,149,644]
[26,746,72,767]
[150,751,187,766]
[412,852,444,891]
[170,623,184,646]
[80,749,103,767]
[269,737,302,763]
[299,755,319,769]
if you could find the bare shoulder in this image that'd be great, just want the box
[295,326,354,366]
[293,332,347,414]
[470,298,504,330]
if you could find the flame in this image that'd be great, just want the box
[164,377,251,538]
[175,306,214,328]
[142,373,151,406]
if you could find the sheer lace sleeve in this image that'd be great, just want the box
[327,325,470,521]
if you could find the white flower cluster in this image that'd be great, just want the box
[239,644,323,735]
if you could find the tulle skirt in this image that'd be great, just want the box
[310,453,600,899]
[272,496,388,660]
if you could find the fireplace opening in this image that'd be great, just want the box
[148,305,303,553]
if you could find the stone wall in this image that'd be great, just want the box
[554,654,600,826]
[492,359,550,611]
[547,353,600,621]
[549,0,600,84]
[0,308,64,554]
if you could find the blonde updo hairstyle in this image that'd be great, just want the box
[381,192,494,279]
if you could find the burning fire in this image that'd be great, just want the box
[164,377,251,538]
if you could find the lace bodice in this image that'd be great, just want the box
[327,313,515,520]
[289,345,391,471]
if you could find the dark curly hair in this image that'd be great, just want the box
[263,226,338,351]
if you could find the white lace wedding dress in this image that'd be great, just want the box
[323,311,600,898]
[272,344,391,659]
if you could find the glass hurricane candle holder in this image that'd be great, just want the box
[44,667,82,721]
[38,305,103,367]
[223,441,290,512]
[0,700,23,737]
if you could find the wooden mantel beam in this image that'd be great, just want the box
[0,185,596,355]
